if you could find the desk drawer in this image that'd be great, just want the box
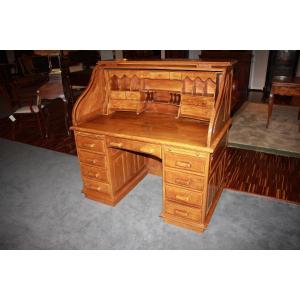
[165,169,205,191]
[110,91,141,100]
[78,150,107,168]
[81,164,108,183]
[107,137,162,158]
[165,151,206,174]
[76,134,105,153]
[165,200,202,222]
[180,104,212,120]
[165,184,203,206]
[272,86,300,96]
[83,177,111,196]
[110,99,140,110]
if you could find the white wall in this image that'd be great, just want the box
[100,50,114,60]
[188,50,201,59]
[249,50,269,90]
[98,50,123,60]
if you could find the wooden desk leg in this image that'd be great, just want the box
[266,93,274,128]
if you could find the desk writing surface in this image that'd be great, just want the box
[74,111,210,151]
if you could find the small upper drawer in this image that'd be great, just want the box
[110,91,126,99]
[164,151,206,174]
[165,184,203,206]
[107,137,162,158]
[76,133,105,153]
[180,104,212,120]
[81,164,108,183]
[165,169,205,191]
[110,91,141,100]
[78,150,107,168]
[125,91,141,100]
[181,95,214,108]
[110,99,140,111]
[164,200,202,222]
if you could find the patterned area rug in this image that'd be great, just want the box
[229,102,300,157]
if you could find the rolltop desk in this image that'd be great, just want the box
[71,60,234,232]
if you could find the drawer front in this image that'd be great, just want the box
[76,134,105,153]
[180,104,212,120]
[272,86,300,97]
[165,184,203,206]
[107,137,162,158]
[110,99,139,110]
[82,177,111,195]
[81,164,108,183]
[165,200,202,222]
[78,150,107,168]
[165,151,206,174]
[110,91,126,99]
[181,95,214,107]
[125,91,141,100]
[110,91,141,100]
[165,169,205,191]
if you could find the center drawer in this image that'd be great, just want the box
[107,137,161,158]
[165,184,203,206]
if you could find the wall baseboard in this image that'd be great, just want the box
[248,89,264,92]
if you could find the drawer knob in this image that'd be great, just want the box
[86,184,101,191]
[87,159,97,164]
[175,161,191,168]
[87,172,99,178]
[175,194,190,202]
[82,143,95,148]
[174,209,188,217]
[109,142,123,148]
[174,178,191,186]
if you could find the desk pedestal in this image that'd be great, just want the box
[74,130,227,233]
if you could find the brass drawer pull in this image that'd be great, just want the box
[82,143,95,148]
[174,178,191,186]
[175,194,190,202]
[87,172,99,178]
[175,161,191,168]
[86,159,97,164]
[86,184,101,191]
[174,209,188,217]
[109,142,123,148]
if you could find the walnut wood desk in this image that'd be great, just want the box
[71,60,234,232]
[267,76,300,131]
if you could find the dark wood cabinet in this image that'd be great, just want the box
[264,50,299,98]
[200,50,252,113]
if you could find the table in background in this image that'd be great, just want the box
[267,76,300,131]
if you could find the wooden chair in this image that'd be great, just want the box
[11,89,45,138]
